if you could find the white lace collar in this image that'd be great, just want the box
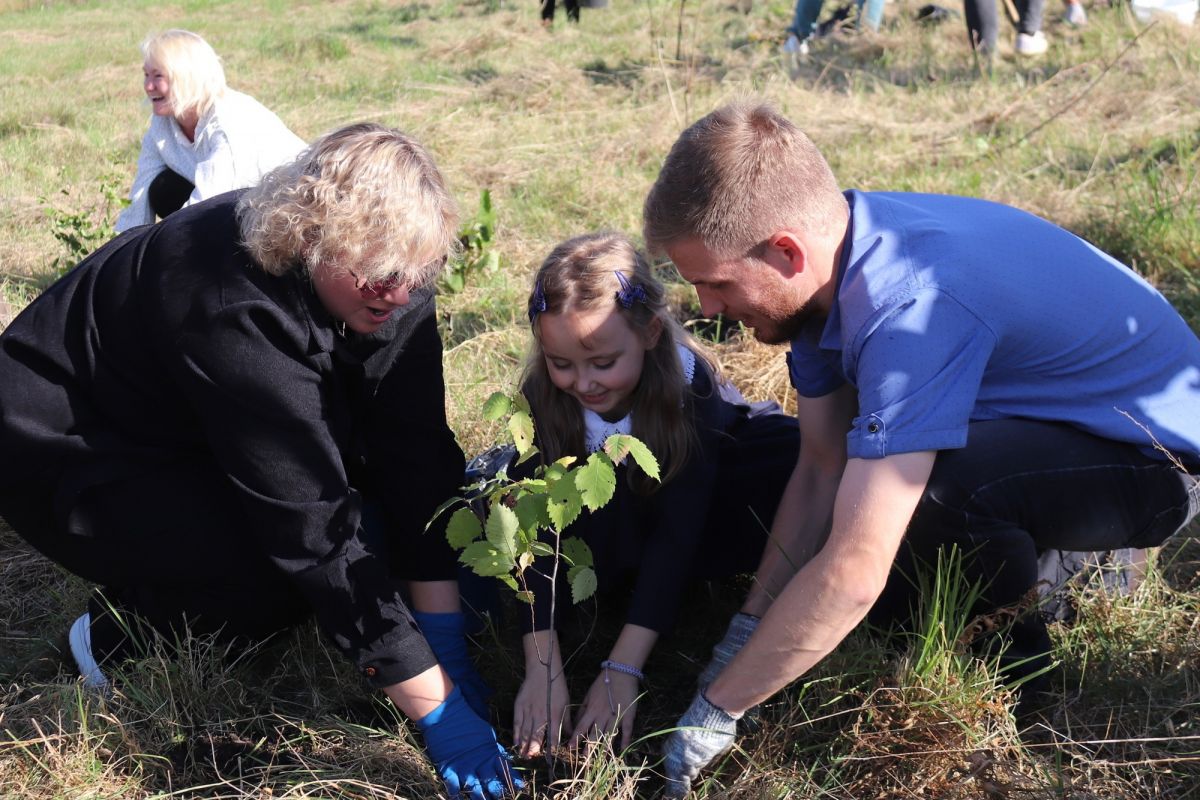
[582,344,696,453]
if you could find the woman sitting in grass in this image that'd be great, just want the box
[115,28,305,232]
[511,232,800,757]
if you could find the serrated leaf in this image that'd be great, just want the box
[515,590,535,605]
[604,434,661,482]
[509,410,535,455]
[512,392,531,416]
[514,493,548,533]
[514,443,540,466]
[460,541,512,577]
[445,507,482,550]
[500,574,518,591]
[486,504,519,561]
[482,392,511,421]
[529,541,555,558]
[575,452,616,511]
[561,537,593,569]
[569,566,598,604]
[547,476,582,531]
[426,494,466,531]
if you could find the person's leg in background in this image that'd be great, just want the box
[963,0,1000,54]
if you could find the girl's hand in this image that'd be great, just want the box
[513,631,569,759]
[569,668,641,750]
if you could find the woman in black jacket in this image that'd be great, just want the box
[0,124,519,799]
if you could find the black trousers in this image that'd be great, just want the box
[871,419,1193,680]
[148,168,194,221]
[963,0,1045,50]
[0,457,453,651]
[541,0,580,22]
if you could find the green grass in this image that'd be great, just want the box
[3,0,1200,796]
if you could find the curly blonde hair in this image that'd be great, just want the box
[141,30,227,121]
[236,123,459,288]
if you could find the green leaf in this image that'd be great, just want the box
[575,452,616,511]
[569,566,598,604]
[499,574,518,591]
[517,551,534,571]
[485,503,519,560]
[482,392,511,421]
[547,475,582,531]
[514,443,540,467]
[604,434,661,482]
[514,493,548,533]
[445,507,482,550]
[529,541,555,558]
[515,589,535,605]
[512,392,532,416]
[460,540,512,577]
[509,410,535,455]
[561,537,594,569]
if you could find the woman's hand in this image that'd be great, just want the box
[570,667,641,750]
[513,631,569,759]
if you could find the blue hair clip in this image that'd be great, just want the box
[528,279,548,325]
[614,271,647,309]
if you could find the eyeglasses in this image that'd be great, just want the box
[350,256,447,299]
[352,271,406,299]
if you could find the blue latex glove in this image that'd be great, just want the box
[414,611,493,718]
[418,686,523,799]
[662,690,741,798]
[697,612,759,690]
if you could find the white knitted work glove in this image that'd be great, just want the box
[696,612,759,690]
[662,690,741,798]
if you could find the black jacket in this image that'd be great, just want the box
[0,192,465,686]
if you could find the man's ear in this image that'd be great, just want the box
[764,231,808,278]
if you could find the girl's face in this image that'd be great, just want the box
[538,306,660,421]
[143,61,173,117]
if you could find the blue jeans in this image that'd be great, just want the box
[789,0,884,38]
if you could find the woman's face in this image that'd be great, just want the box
[142,61,173,117]
[311,263,412,335]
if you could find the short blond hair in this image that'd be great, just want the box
[236,123,459,288]
[141,29,227,120]
[643,100,847,258]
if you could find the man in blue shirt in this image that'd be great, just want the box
[643,101,1200,795]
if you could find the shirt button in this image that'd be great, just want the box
[363,666,377,677]
[867,422,880,433]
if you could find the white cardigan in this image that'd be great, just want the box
[115,90,306,232]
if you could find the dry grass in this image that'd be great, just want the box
[3,0,1200,797]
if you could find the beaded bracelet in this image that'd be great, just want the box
[601,659,645,681]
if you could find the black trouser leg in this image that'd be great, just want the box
[1,459,309,659]
[147,169,194,221]
[963,0,998,50]
[1014,0,1045,33]
[872,419,1190,682]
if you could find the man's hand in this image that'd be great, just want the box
[697,612,760,690]
[570,666,641,750]
[662,691,741,798]
[512,658,570,759]
[418,685,523,799]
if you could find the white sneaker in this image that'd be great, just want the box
[781,32,810,56]
[1015,30,1048,55]
[1064,2,1088,24]
[69,612,109,689]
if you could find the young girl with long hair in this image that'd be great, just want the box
[511,232,800,757]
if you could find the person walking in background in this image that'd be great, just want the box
[115,29,306,232]
[0,124,520,799]
[540,0,580,29]
[963,0,1048,57]
[783,0,885,57]
[641,101,1200,795]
